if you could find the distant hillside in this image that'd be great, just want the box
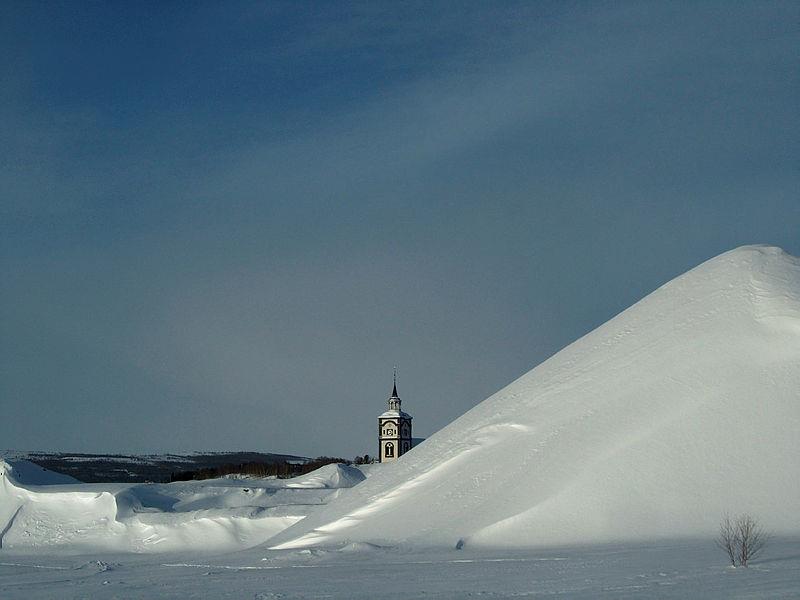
[8,451,309,483]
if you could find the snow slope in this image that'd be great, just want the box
[0,458,80,485]
[0,461,364,553]
[271,245,800,550]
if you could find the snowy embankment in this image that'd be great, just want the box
[271,245,800,550]
[0,461,364,553]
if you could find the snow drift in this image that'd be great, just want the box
[271,245,800,550]
[0,461,364,553]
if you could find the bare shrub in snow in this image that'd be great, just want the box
[716,513,769,567]
[716,513,739,567]
[736,514,769,567]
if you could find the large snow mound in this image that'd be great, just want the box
[271,245,800,550]
[0,461,362,553]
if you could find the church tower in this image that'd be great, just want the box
[378,370,413,462]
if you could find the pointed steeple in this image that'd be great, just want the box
[388,367,401,411]
[391,366,399,398]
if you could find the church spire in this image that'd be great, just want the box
[388,367,401,411]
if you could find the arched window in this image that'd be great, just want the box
[385,442,394,458]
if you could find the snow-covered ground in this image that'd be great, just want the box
[1,538,799,599]
[2,245,799,598]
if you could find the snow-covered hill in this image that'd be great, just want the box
[271,245,800,550]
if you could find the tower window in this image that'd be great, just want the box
[385,442,394,458]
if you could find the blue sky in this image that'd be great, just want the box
[2,1,798,457]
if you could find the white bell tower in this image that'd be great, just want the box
[378,369,413,462]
